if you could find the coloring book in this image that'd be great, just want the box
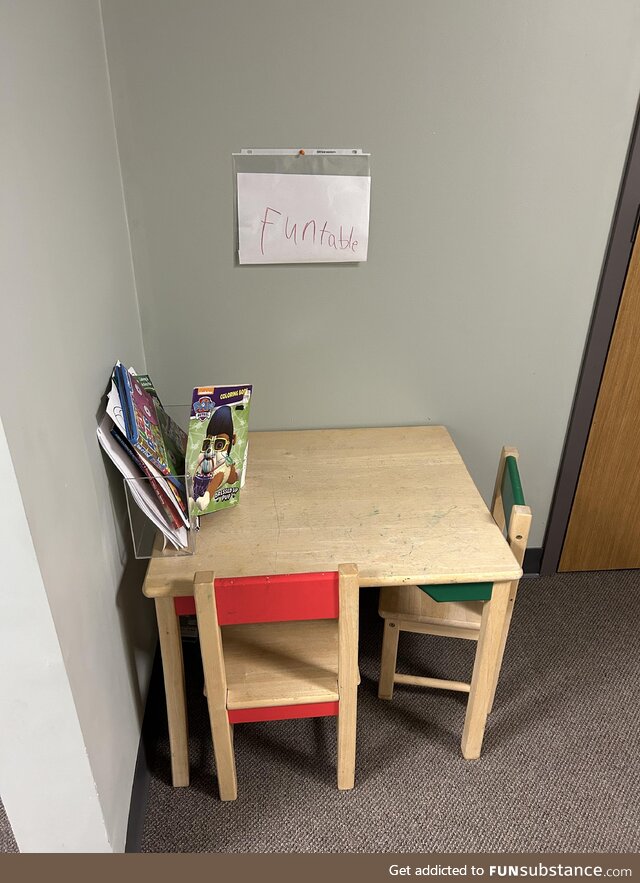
[186,385,252,516]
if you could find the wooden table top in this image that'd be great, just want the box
[143,426,522,598]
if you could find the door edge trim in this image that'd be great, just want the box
[541,94,640,576]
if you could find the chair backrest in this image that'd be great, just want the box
[490,446,532,567]
[213,571,339,625]
[193,564,359,715]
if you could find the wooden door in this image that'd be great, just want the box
[560,231,640,570]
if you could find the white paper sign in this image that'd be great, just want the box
[237,173,370,264]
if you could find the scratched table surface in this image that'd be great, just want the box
[143,426,522,598]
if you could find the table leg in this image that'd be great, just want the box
[155,596,190,786]
[487,578,519,714]
[461,580,510,760]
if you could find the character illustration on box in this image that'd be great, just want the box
[192,405,239,511]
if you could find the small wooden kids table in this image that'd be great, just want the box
[143,426,522,786]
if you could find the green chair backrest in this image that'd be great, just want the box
[501,455,525,533]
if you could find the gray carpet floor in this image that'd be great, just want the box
[140,570,640,853]
[0,798,18,853]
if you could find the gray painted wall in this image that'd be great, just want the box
[102,0,640,546]
[0,0,155,851]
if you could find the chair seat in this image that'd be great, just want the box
[222,619,341,710]
[379,585,483,631]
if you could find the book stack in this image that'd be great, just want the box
[97,362,192,551]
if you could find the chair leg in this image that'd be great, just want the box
[379,619,400,700]
[461,581,511,760]
[195,579,238,801]
[337,683,357,790]
[200,655,237,799]
[208,707,237,801]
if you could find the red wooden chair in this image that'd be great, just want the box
[192,564,359,800]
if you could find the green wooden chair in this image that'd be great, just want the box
[378,446,532,758]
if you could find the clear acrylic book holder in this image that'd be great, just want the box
[123,473,197,559]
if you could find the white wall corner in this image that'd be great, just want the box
[99,0,147,374]
[0,418,113,853]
